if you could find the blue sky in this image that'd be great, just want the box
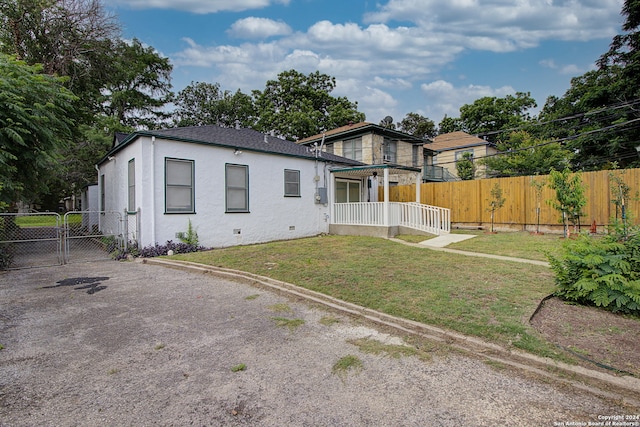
[108,0,625,127]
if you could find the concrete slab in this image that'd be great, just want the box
[419,233,477,247]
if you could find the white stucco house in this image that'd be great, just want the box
[97,125,451,249]
[97,125,364,248]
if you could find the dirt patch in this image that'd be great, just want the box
[530,296,640,377]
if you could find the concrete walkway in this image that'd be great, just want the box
[389,235,551,267]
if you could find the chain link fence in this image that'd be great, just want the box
[1,210,138,270]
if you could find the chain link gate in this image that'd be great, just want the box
[0,212,63,269]
[1,210,138,270]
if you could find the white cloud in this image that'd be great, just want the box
[228,17,292,39]
[113,0,290,14]
[419,80,517,120]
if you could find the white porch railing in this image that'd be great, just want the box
[332,202,450,235]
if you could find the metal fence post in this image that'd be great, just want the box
[123,208,128,252]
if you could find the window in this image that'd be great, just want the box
[335,179,361,203]
[100,174,105,211]
[128,159,135,212]
[383,138,397,162]
[226,164,249,212]
[284,169,300,197]
[324,143,334,154]
[342,137,362,161]
[455,149,474,161]
[412,145,421,167]
[165,158,194,213]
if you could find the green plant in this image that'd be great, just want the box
[231,363,246,372]
[530,176,546,234]
[456,151,475,181]
[486,183,506,233]
[177,219,199,246]
[268,303,293,313]
[547,167,587,238]
[319,316,341,326]
[548,230,640,315]
[608,167,639,238]
[349,338,431,362]
[245,294,260,300]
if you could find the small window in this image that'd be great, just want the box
[324,143,334,154]
[128,159,135,212]
[284,169,300,197]
[226,164,249,212]
[343,137,362,161]
[384,138,397,162]
[165,158,194,213]
[455,149,474,161]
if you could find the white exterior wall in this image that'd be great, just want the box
[100,137,332,248]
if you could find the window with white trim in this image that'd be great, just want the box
[128,159,135,212]
[284,169,300,197]
[165,158,194,213]
[383,138,397,162]
[226,163,249,212]
[335,179,361,203]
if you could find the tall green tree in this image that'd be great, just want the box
[438,115,463,134]
[100,38,173,130]
[458,92,537,142]
[480,131,572,177]
[397,113,436,139]
[456,152,475,180]
[173,81,255,128]
[252,70,365,140]
[0,54,77,205]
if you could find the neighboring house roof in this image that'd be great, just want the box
[99,125,364,166]
[297,122,431,148]
[426,131,494,153]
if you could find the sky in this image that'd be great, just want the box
[108,0,626,127]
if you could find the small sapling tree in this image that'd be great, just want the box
[530,176,545,234]
[547,167,586,238]
[486,183,506,233]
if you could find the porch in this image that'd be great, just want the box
[329,165,451,238]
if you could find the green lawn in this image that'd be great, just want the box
[173,234,565,360]
[445,230,564,261]
[12,213,81,227]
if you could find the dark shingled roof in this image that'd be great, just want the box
[101,125,364,166]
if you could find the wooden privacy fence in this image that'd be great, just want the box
[384,168,640,231]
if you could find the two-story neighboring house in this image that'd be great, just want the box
[297,122,435,188]
[426,131,497,180]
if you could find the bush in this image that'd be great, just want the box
[112,240,208,260]
[548,227,640,315]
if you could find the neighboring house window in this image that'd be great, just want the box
[324,143,334,154]
[100,174,105,211]
[455,149,474,161]
[384,138,397,162]
[284,169,300,197]
[165,158,194,213]
[335,179,361,203]
[412,145,421,167]
[226,163,249,212]
[128,159,135,212]
[342,137,362,161]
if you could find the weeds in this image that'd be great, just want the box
[271,317,305,331]
[231,363,247,372]
[332,355,363,378]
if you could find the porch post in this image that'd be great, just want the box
[383,167,390,226]
[415,172,421,204]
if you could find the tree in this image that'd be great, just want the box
[480,131,572,177]
[486,183,506,233]
[547,167,587,238]
[252,69,365,140]
[438,115,463,134]
[0,0,120,116]
[456,152,475,180]
[100,38,173,130]
[173,82,255,128]
[0,54,77,205]
[458,92,537,142]
[397,113,436,139]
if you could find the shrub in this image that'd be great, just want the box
[548,227,640,315]
[111,240,208,260]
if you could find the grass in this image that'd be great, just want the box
[319,315,341,326]
[245,294,260,300]
[271,317,305,331]
[231,363,247,372]
[445,230,563,261]
[332,355,363,378]
[13,213,82,228]
[173,234,564,359]
[268,303,293,313]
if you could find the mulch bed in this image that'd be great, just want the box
[530,296,640,377]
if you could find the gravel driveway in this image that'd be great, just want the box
[0,260,636,426]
